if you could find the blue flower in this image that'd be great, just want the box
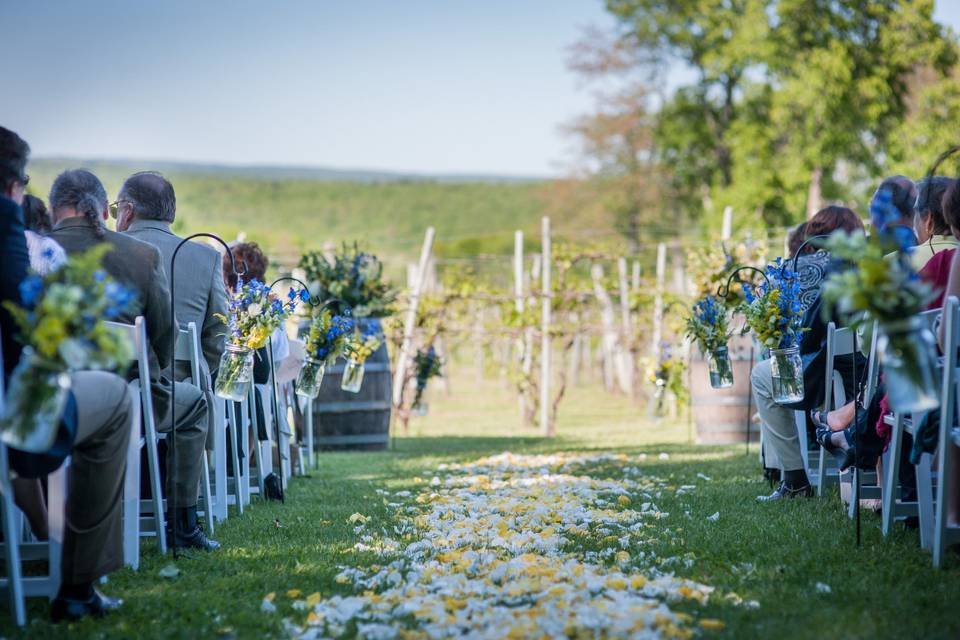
[271,299,283,314]
[18,275,44,307]
[93,270,106,282]
[299,289,310,302]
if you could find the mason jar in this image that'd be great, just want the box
[214,343,254,402]
[340,358,365,393]
[879,317,940,413]
[708,347,734,389]
[296,357,325,399]
[770,346,804,404]
[0,348,71,453]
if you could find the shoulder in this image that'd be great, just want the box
[104,229,163,264]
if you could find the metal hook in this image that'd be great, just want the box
[168,232,240,558]
[789,233,831,277]
[716,265,770,300]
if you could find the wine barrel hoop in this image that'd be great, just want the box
[311,338,392,451]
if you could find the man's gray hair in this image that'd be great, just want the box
[49,169,108,238]
[120,171,176,223]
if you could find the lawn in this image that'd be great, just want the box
[4,374,959,639]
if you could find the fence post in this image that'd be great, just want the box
[617,257,635,397]
[651,242,667,369]
[392,227,436,411]
[721,205,733,242]
[540,217,552,436]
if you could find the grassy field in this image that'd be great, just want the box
[26,159,602,266]
[4,372,959,639]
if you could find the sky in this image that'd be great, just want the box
[2,1,959,177]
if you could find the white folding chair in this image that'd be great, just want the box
[175,323,216,536]
[934,296,960,567]
[106,318,167,555]
[0,330,68,624]
[880,308,942,543]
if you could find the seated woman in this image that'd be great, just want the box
[752,206,865,501]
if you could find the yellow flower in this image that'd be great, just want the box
[617,495,631,507]
[33,316,66,358]
[699,619,726,631]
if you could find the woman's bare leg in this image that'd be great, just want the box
[827,401,856,431]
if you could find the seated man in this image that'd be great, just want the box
[116,171,227,501]
[47,168,218,550]
[1,126,131,621]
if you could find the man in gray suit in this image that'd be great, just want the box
[117,172,227,385]
[48,169,218,551]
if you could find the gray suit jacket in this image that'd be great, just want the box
[123,219,228,383]
[50,217,176,422]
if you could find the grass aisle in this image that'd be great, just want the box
[5,379,960,638]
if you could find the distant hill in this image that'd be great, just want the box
[26,158,604,271]
[31,157,548,184]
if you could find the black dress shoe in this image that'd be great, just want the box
[51,587,123,623]
[174,525,221,551]
[757,481,814,502]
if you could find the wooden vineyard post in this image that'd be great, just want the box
[651,243,666,372]
[391,226,436,444]
[540,217,553,436]
[631,260,641,292]
[617,257,634,397]
[721,205,733,242]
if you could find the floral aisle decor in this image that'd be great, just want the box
[739,259,806,403]
[410,346,443,416]
[821,188,937,413]
[688,237,767,303]
[685,295,734,388]
[298,243,397,319]
[341,327,384,393]
[648,343,688,417]
[215,278,308,401]
[296,310,355,398]
[1,246,135,452]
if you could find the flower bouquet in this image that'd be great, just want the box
[685,295,734,388]
[2,246,135,452]
[739,259,806,402]
[821,189,937,412]
[215,278,308,401]
[688,237,767,302]
[299,243,397,318]
[341,327,384,393]
[411,346,443,415]
[297,310,355,398]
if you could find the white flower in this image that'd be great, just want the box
[247,302,262,316]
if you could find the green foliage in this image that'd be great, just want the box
[820,232,933,326]
[299,244,398,318]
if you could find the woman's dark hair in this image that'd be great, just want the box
[804,206,864,251]
[224,242,268,290]
[787,221,808,257]
[915,176,953,236]
[0,126,29,195]
[21,194,52,233]
[942,179,960,233]
[49,169,108,238]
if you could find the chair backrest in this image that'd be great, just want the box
[940,297,959,445]
[104,317,156,427]
[175,322,202,385]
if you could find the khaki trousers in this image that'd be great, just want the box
[751,358,805,472]
[61,371,133,585]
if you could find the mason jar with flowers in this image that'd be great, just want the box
[739,259,806,403]
[1,246,135,452]
[685,295,734,388]
[340,329,384,393]
[297,309,355,398]
[215,278,308,401]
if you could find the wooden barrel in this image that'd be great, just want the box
[689,331,759,444]
[311,338,392,451]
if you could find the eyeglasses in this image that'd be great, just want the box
[109,200,128,219]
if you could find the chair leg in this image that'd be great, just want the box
[200,452,214,537]
[227,401,244,516]
[1,448,27,626]
[882,413,904,537]
[916,452,935,551]
[847,468,858,519]
[933,439,954,568]
[240,397,252,507]
[123,399,142,570]
[214,401,228,522]
[46,462,67,600]
[305,396,315,469]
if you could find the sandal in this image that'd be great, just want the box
[810,409,831,431]
[815,425,855,471]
